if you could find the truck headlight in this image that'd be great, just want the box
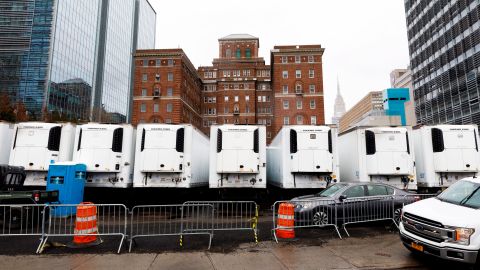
[453,228,475,245]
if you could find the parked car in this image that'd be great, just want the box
[291,183,416,226]
[399,177,480,265]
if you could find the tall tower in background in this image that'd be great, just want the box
[332,77,346,125]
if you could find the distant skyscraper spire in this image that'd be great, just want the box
[332,76,346,125]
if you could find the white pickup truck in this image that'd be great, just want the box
[399,177,480,264]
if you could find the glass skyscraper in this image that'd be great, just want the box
[405,1,480,125]
[0,0,156,123]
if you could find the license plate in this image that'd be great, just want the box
[411,242,424,252]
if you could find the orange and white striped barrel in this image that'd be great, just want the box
[73,202,98,245]
[276,203,295,239]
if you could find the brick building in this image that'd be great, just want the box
[270,45,326,135]
[132,49,203,128]
[131,35,326,143]
[199,34,274,139]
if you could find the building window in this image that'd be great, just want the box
[311,116,317,125]
[246,48,251,58]
[140,103,146,113]
[295,55,301,63]
[224,107,229,113]
[168,59,174,66]
[309,85,315,93]
[283,85,288,94]
[245,95,250,101]
[283,100,289,109]
[155,74,160,82]
[167,73,173,81]
[153,88,160,96]
[297,100,302,109]
[309,69,314,78]
[165,119,172,124]
[282,71,288,79]
[143,60,148,67]
[266,96,270,102]
[281,56,287,63]
[296,83,302,92]
[242,69,251,76]
[153,103,159,113]
[141,88,147,96]
[236,48,241,58]
[166,103,172,112]
[284,117,289,125]
[308,55,314,63]
[297,115,303,124]
[233,70,240,77]
[246,106,250,113]
[226,48,231,58]
[225,96,229,102]
[296,70,301,78]
[267,132,271,138]
[142,74,147,81]
[234,96,239,102]
[167,88,173,96]
[156,59,161,66]
[310,100,316,109]
[223,70,230,77]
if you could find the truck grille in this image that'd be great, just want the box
[402,212,454,243]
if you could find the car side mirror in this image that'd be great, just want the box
[339,195,347,202]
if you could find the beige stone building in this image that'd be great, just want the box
[338,91,383,133]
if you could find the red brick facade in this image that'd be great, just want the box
[199,34,274,140]
[131,49,203,130]
[131,36,325,143]
[271,45,325,136]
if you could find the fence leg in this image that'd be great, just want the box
[208,234,212,250]
[342,225,350,237]
[333,225,343,239]
[179,235,183,247]
[128,238,134,253]
[117,235,125,254]
[36,236,49,254]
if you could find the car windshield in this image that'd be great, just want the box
[437,180,480,209]
[316,184,348,197]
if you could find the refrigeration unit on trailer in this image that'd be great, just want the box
[8,122,75,186]
[413,125,480,190]
[73,123,135,188]
[133,124,209,188]
[0,122,14,164]
[267,125,339,189]
[338,126,417,190]
[209,125,266,188]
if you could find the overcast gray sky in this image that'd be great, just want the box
[150,0,410,123]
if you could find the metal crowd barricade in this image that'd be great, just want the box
[341,195,395,236]
[38,204,127,254]
[183,201,259,243]
[129,204,214,252]
[0,204,47,249]
[272,199,341,242]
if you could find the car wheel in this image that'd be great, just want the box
[313,211,329,226]
[394,207,402,225]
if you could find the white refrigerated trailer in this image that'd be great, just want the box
[413,125,480,191]
[339,126,417,190]
[8,122,76,186]
[209,125,266,188]
[73,123,135,188]
[133,124,209,188]
[0,122,14,164]
[267,125,339,189]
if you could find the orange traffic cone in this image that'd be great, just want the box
[68,202,102,248]
[276,203,295,239]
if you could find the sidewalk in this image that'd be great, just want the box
[0,234,437,270]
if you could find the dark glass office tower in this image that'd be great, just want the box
[405,1,480,124]
[0,0,156,122]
